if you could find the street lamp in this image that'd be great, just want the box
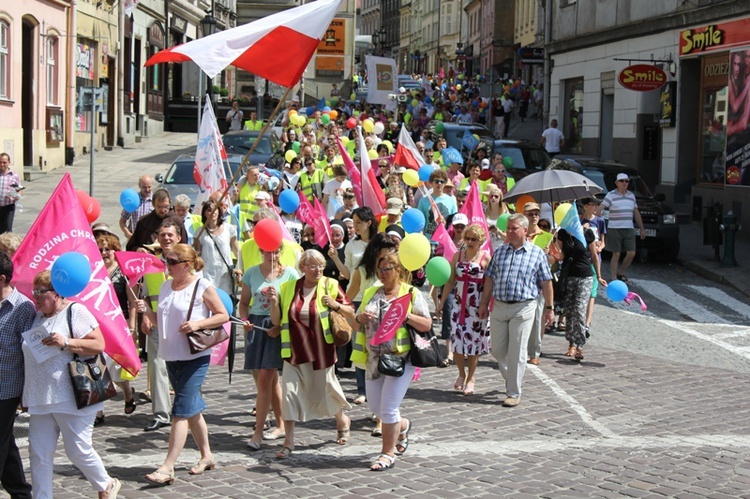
[371,31,380,54]
[200,10,217,104]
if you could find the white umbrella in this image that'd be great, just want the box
[504,169,602,204]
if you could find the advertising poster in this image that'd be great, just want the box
[725,48,750,186]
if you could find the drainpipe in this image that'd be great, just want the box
[117,0,124,146]
[66,0,77,165]
[543,0,552,126]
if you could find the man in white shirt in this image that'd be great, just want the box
[541,119,565,156]
[225,101,244,131]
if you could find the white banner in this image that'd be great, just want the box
[194,100,228,210]
[366,55,397,108]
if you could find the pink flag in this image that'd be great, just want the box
[370,293,412,346]
[297,191,317,227]
[194,99,229,210]
[313,197,333,248]
[144,0,341,87]
[357,127,386,217]
[336,137,363,206]
[431,224,457,263]
[460,179,492,254]
[268,202,296,243]
[393,124,424,170]
[114,251,165,288]
[13,174,142,376]
[209,323,232,366]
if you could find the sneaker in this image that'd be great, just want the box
[502,397,521,407]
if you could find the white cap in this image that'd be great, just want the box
[255,191,272,201]
[617,173,629,181]
[481,158,490,169]
[452,213,469,226]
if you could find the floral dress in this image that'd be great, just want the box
[450,256,490,356]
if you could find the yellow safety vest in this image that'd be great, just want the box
[350,283,414,365]
[240,237,301,272]
[460,178,490,202]
[144,271,168,312]
[238,182,262,233]
[244,119,262,131]
[190,214,203,232]
[279,276,339,358]
[298,169,325,203]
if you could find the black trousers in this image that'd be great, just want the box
[0,396,32,498]
[0,204,15,234]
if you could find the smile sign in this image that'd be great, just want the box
[618,64,667,92]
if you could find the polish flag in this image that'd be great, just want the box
[194,99,229,210]
[357,127,386,217]
[393,124,424,170]
[459,179,492,254]
[144,0,342,87]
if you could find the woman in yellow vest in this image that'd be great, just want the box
[269,249,355,460]
[351,252,432,471]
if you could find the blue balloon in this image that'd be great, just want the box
[120,188,140,213]
[401,208,425,234]
[215,288,235,315]
[418,164,435,182]
[51,252,92,297]
[606,279,629,302]
[278,189,300,213]
[323,106,332,112]
[306,106,315,116]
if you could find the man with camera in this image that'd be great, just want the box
[0,153,23,234]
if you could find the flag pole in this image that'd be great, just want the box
[195,85,295,243]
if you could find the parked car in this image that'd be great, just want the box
[426,121,494,157]
[222,130,285,170]
[155,154,244,209]
[547,156,680,261]
[480,139,552,181]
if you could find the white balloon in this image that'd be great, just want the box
[373,122,385,135]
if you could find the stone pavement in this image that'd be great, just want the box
[15,326,750,498]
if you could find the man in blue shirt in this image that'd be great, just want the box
[0,252,36,497]
[478,214,554,407]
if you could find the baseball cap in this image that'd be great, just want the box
[452,213,469,226]
[523,202,541,212]
[481,158,490,169]
[386,197,404,215]
[255,191,272,201]
[616,173,629,181]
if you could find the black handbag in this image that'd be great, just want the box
[66,305,117,409]
[185,280,230,354]
[377,353,406,377]
[408,325,445,368]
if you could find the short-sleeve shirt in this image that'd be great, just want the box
[0,169,21,207]
[157,277,214,361]
[542,127,564,153]
[242,265,300,316]
[120,195,153,233]
[485,241,553,302]
[0,288,37,399]
[601,189,637,229]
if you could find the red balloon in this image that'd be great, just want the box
[254,219,283,252]
[346,117,357,129]
[87,197,101,223]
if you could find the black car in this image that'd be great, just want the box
[548,156,680,261]
[425,121,494,155]
[222,130,285,170]
[481,139,552,181]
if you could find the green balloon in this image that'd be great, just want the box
[435,122,445,135]
[497,213,511,231]
[321,114,331,125]
[502,156,514,169]
[425,256,452,287]
[292,141,301,154]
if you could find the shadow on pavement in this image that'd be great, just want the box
[136,146,195,164]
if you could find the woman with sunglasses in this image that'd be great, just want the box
[270,249,355,459]
[138,244,229,485]
[352,252,432,471]
[239,244,300,451]
[438,223,491,395]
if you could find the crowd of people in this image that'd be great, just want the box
[0,72,654,495]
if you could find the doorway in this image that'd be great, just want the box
[21,21,34,167]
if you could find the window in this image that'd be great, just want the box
[46,36,58,105]
[0,21,8,98]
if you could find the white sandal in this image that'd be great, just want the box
[370,453,396,471]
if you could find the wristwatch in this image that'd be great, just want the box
[544,306,553,310]
[63,337,70,350]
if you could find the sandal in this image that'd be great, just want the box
[276,446,293,460]
[139,390,152,403]
[189,458,215,475]
[617,274,629,283]
[370,453,396,471]
[250,406,257,416]
[395,418,411,455]
[124,388,137,415]
[336,427,350,445]
[575,348,584,361]
[371,426,382,437]
[565,345,576,357]
[145,468,174,486]
[262,429,285,440]
[439,357,453,368]
[453,375,465,392]
[353,394,366,405]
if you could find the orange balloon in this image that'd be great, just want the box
[329,110,338,120]
[515,195,536,213]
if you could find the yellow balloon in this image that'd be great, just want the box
[368,149,378,160]
[295,114,306,127]
[399,233,431,271]
[340,136,349,147]
[382,140,393,153]
[554,202,572,225]
[285,150,297,163]
[362,118,375,133]
[402,169,419,187]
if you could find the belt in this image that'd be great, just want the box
[498,299,532,305]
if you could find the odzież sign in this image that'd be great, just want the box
[618,64,667,92]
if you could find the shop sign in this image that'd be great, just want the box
[680,18,750,56]
[317,18,346,55]
[618,64,667,92]
[659,82,676,128]
[518,47,544,64]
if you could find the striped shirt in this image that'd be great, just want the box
[601,189,637,229]
[0,169,21,207]
[485,241,553,302]
[120,195,153,233]
[0,288,37,399]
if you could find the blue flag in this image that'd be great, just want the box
[316,98,326,111]
[462,129,479,151]
[560,203,586,246]
[441,147,463,165]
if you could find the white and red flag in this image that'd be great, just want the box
[114,251,165,288]
[370,293,412,346]
[13,174,142,376]
[357,127,386,217]
[144,0,342,87]
[393,124,424,170]
[194,99,229,210]
[459,179,492,254]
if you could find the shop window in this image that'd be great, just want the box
[563,77,584,153]
[0,20,9,98]
[699,87,727,184]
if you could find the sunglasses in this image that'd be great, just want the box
[433,180,446,184]
[538,224,551,229]
[377,267,395,274]
[464,237,479,242]
[32,288,54,297]
[495,170,506,173]
[165,257,187,266]
[344,195,355,199]
[617,179,629,183]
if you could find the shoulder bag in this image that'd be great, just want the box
[377,353,406,377]
[326,278,353,346]
[67,304,118,409]
[186,280,230,354]
[406,287,445,368]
